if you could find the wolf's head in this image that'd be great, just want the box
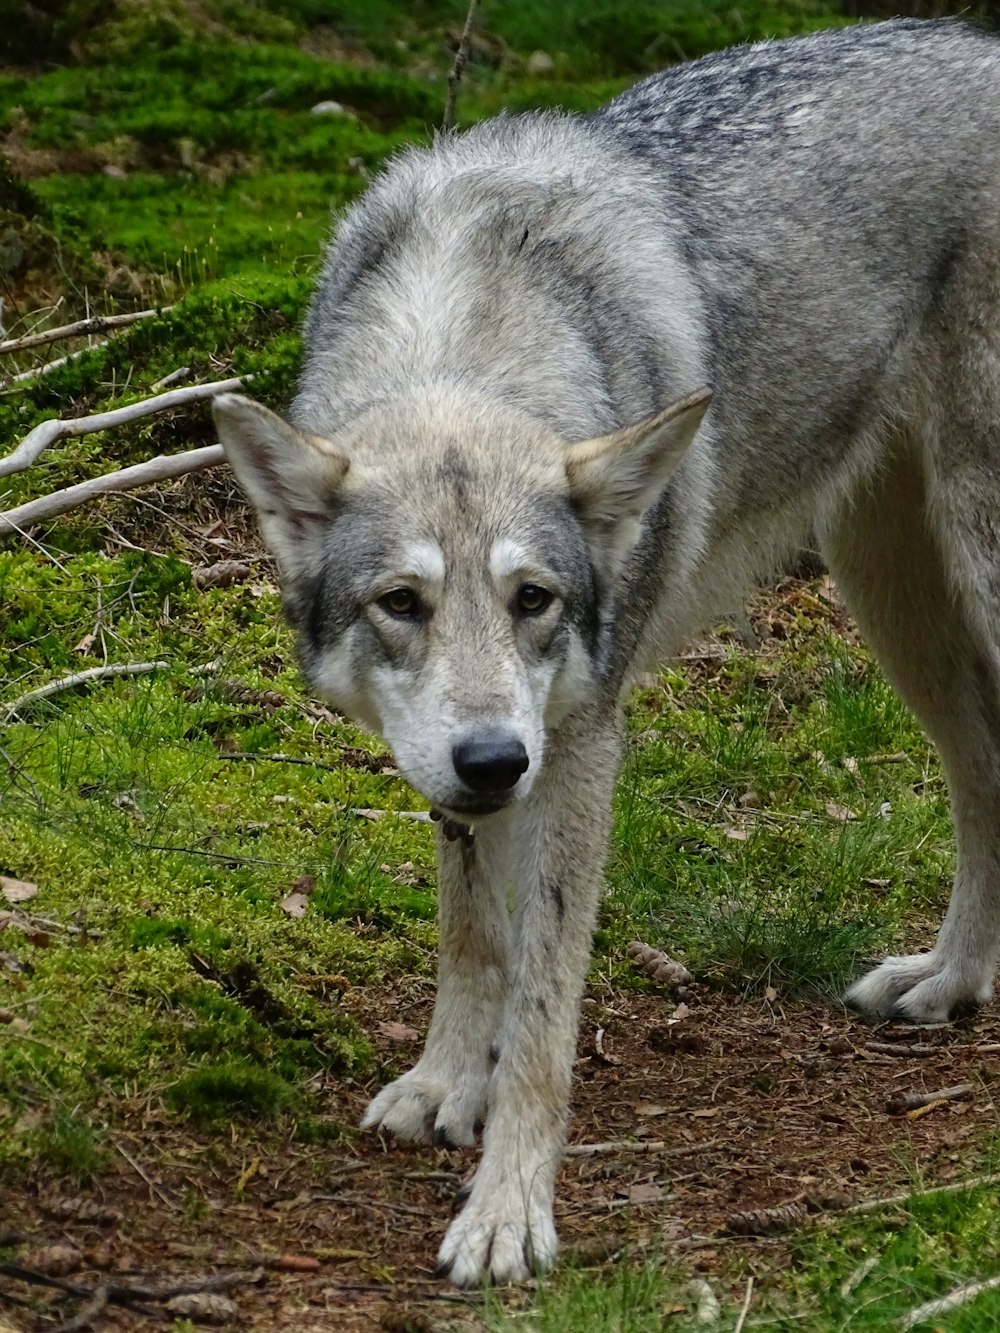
[214,386,708,817]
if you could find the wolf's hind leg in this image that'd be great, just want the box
[821,429,1000,1022]
[362,818,513,1146]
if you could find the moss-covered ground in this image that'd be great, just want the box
[3,2,1000,1329]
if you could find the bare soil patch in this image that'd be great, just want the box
[4,977,1000,1331]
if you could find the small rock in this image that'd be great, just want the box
[526,49,555,76]
[310,100,355,118]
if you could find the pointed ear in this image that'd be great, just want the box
[565,388,710,580]
[213,393,349,571]
[565,388,711,527]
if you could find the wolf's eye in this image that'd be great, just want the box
[379,587,421,618]
[515,584,553,616]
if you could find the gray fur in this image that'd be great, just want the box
[214,17,1000,1286]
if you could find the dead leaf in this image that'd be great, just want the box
[377,1021,419,1043]
[825,801,857,822]
[72,632,96,654]
[765,985,779,1003]
[724,826,748,841]
[280,892,310,919]
[635,1101,668,1118]
[0,877,37,905]
[691,1107,720,1119]
[671,1002,690,1022]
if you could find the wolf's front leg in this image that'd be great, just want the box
[436,711,622,1286]
[362,818,513,1146]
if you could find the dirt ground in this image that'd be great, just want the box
[4,975,1000,1332]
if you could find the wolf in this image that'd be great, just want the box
[213,16,1000,1285]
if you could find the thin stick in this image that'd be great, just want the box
[734,1276,754,1333]
[150,366,191,391]
[886,1083,974,1115]
[0,307,172,355]
[898,1274,1000,1330]
[564,1138,718,1158]
[4,662,168,720]
[844,1170,1000,1217]
[0,445,224,533]
[312,1192,430,1218]
[114,1140,178,1212]
[0,374,244,479]
[216,751,349,776]
[2,340,110,388]
[442,0,480,132]
[49,1284,109,1333]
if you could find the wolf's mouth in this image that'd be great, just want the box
[436,793,511,818]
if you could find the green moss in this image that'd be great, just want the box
[166,1059,297,1124]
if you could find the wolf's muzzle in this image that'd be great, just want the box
[452,732,529,794]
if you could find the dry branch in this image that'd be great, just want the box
[898,1274,1000,1329]
[49,1284,109,1333]
[564,1137,717,1158]
[0,375,243,479]
[0,445,224,533]
[886,1083,974,1116]
[2,340,111,389]
[4,662,169,720]
[442,0,480,132]
[0,307,172,355]
[844,1170,1000,1217]
[734,1277,755,1333]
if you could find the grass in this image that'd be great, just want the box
[2,2,999,1329]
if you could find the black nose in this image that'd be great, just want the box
[452,733,529,793]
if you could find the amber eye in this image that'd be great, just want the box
[379,587,420,618]
[516,584,553,616]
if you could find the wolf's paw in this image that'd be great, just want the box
[436,1179,558,1287]
[845,952,994,1023]
[361,1062,489,1147]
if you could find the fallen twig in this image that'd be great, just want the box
[898,1274,1000,1329]
[0,445,225,534]
[886,1083,974,1116]
[734,1276,755,1333]
[0,374,243,479]
[865,1040,938,1057]
[350,807,434,823]
[2,340,111,389]
[843,1170,1000,1217]
[49,1283,109,1333]
[216,751,347,775]
[312,1192,429,1218]
[150,365,191,390]
[0,307,172,355]
[564,1137,717,1158]
[0,1261,264,1311]
[4,662,168,721]
[442,0,480,132]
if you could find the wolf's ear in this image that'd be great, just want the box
[565,388,710,578]
[213,393,349,571]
